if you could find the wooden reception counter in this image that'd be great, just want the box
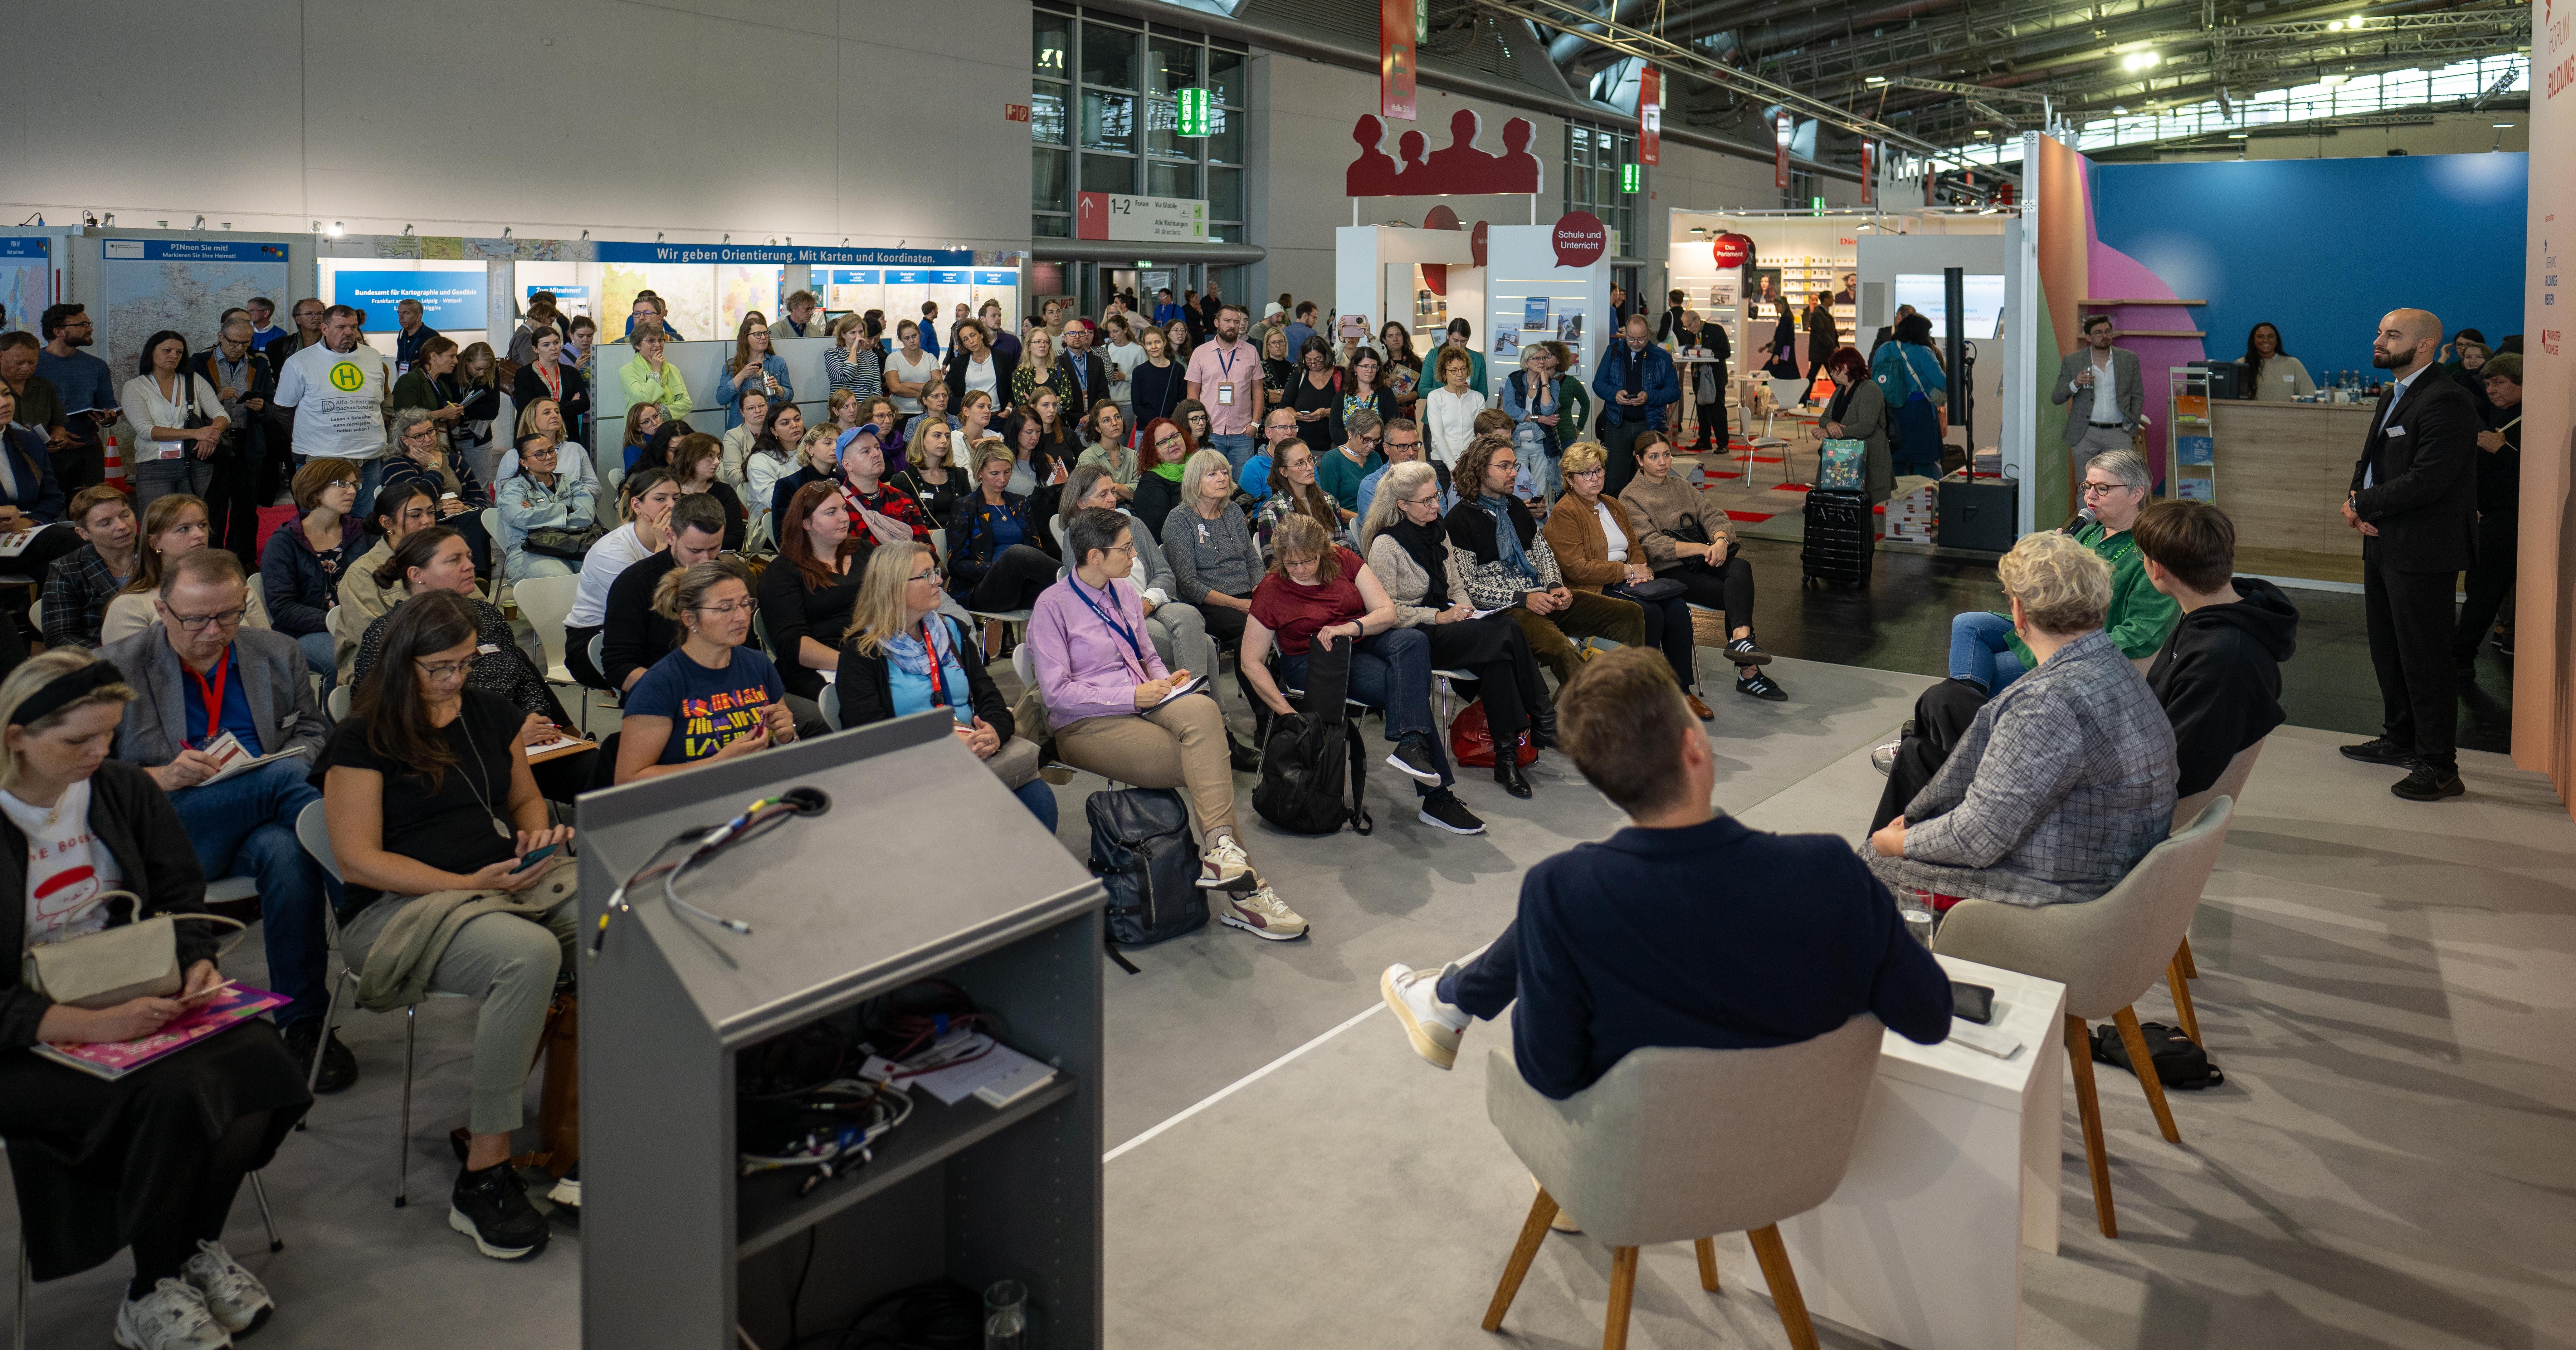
[2200,400,2374,585]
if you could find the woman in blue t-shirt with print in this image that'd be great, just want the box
[613,559,797,784]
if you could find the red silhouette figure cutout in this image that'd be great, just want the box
[1344,112,1548,197]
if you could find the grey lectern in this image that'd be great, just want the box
[577,712,1104,1349]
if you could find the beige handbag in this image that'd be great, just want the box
[22,891,246,1010]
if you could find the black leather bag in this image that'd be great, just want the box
[1605,577,1685,603]
[1252,640,1372,836]
[2090,1021,2223,1090]
[1085,787,1206,949]
[523,521,609,561]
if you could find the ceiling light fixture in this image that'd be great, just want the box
[327,221,343,237]
[2122,51,2160,72]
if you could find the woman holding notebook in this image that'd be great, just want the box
[0,648,310,1350]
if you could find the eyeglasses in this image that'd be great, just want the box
[1106,542,1138,557]
[414,658,475,680]
[908,570,938,585]
[694,600,755,616]
[1569,467,1604,478]
[169,607,246,631]
[2079,482,2128,497]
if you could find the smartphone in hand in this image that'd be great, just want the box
[516,843,560,871]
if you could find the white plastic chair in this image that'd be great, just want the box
[479,506,506,596]
[509,572,585,728]
[819,682,842,731]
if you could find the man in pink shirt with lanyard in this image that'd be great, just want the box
[1184,302,1264,472]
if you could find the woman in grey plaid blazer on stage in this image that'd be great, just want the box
[1867,531,2177,908]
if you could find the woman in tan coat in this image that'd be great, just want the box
[1543,441,1718,718]
[1614,430,1785,701]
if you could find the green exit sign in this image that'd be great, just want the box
[1620,163,1641,193]
[1176,87,1212,137]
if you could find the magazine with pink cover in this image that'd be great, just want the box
[33,985,290,1081]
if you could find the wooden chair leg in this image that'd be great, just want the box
[1694,1236,1721,1292]
[1747,1225,1821,1350]
[1482,1187,1561,1332]
[2113,1006,2183,1144]
[2175,934,2198,980]
[2166,956,2202,1046]
[2066,1013,2118,1239]
[1602,1246,1640,1350]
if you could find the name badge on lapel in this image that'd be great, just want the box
[2384,425,2406,438]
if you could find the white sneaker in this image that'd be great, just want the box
[1381,963,1469,1069]
[115,1278,232,1350]
[1217,881,1308,940]
[179,1240,272,1337]
[1198,835,1254,890]
[1870,738,1902,776]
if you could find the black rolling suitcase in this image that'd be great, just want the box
[1800,487,1874,589]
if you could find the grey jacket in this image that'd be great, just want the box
[102,624,329,770]
[1825,377,1895,504]
[1868,630,2176,907]
[2050,347,2145,444]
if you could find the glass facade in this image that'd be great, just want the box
[1564,122,1639,257]
[1033,5,1249,243]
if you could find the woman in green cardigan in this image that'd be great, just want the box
[1951,448,2176,692]
[619,325,694,423]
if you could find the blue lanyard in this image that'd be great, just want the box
[1069,576,1148,668]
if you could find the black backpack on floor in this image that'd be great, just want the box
[2090,1021,2222,1090]
[1085,787,1206,951]
[1252,640,1373,836]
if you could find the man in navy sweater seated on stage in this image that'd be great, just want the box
[1382,645,1951,1096]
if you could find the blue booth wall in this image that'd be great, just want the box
[2093,153,2526,382]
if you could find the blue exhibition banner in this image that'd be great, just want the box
[103,239,290,262]
[332,270,490,329]
[826,269,882,286]
[928,270,970,286]
[0,238,48,260]
[973,270,1018,286]
[594,242,973,267]
[529,283,590,306]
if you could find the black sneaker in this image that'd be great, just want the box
[2339,737,2416,767]
[1723,634,1773,665]
[1387,732,1443,785]
[1736,671,1788,702]
[282,1018,358,1094]
[450,1163,550,1260]
[2390,764,2465,801]
[1417,788,1487,835]
[1228,733,1261,774]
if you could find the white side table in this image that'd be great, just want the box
[1774,954,2068,1350]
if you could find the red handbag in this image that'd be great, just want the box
[1449,701,1535,768]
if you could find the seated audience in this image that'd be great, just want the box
[1235,408,1299,504]
[493,397,598,496]
[1361,460,1552,797]
[334,481,444,681]
[1253,438,1344,560]
[1379,645,1949,1090]
[757,481,870,716]
[625,400,671,475]
[1074,400,1136,498]
[99,494,274,647]
[616,560,797,783]
[601,494,732,694]
[0,649,310,1349]
[891,422,963,528]
[1242,515,1484,835]
[665,432,746,552]
[261,457,364,683]
[1866,531,2178,908]
[2135,500,2297,798]
[1000,404,1069,501]
[837,544,1058,829]
[353,528,574,737]
[1160,447,1267,768]
[1353,416,1451,525]
[765,421,841,533]
[40,486,143,650]
[1618,430,1777,690]
[101,548,348,1091]
[1053,464,1215,680]
[0,381,75,578]
[316,590,578,1261]
[510,325,591,438]
[1129,417,1192,542]
[838,425,931,543]
[1314,409,1384,520]
[1544,442,1724,718]
[947,441,1058,617]
[1951,448,2176,695]
[1033,507,1302,938]
[619,325,692,425]
[1445,434,1643,687]
[496,433,599,582]
[563,470,682,690]
[380,408,492,576]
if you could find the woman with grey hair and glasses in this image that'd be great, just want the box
[1946,447,2176,695]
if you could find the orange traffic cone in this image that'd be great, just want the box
[102,432,128,492]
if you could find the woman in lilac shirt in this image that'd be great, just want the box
[1029,506,1307,943]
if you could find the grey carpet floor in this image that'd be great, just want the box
[7,662,2571,1350]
